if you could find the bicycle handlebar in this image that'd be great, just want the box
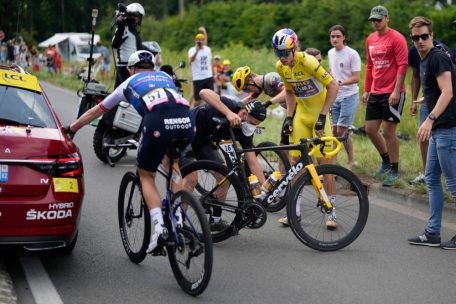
[304,132,349,157]
[211,117,349,157]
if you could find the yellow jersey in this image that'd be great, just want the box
[275,51,333,111]
[275,52,334,157]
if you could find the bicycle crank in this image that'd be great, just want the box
[242,202,267,229]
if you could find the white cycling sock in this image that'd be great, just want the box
[212,216,221,223]
[150,208,164,233]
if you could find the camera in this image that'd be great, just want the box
[117,3,127,16]
[197,41,202,47]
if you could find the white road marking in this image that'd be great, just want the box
[18,252,63,304]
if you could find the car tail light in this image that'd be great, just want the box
[30,153,82,177]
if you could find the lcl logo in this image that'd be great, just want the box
[3,73,25,82]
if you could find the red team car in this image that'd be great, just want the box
[0,65,84,253]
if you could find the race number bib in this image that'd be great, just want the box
[142,88,189,111]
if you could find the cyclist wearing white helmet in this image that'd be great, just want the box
[65,50,195,253]
[112,2,146,87]
[272,28,339,228]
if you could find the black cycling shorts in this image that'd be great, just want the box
[193,77,214,101]
[365,92,405,123]
[137,102,195,172]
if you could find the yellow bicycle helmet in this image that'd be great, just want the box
[232,66,251,92]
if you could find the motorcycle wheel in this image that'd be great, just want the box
[93,119,128,164]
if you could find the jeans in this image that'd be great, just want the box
[425,127,456,235]
[331,93,359,127]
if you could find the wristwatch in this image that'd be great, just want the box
[428,113,437,121]
[338,80,343,86]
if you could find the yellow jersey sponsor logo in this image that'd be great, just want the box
[0,71,41,92]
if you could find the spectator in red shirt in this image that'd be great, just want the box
[362,5,408,187]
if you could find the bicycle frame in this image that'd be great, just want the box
[212,118,347,213]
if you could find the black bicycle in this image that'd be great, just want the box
[181,118,369,251]
[217,127,291,212]
[118,140,213,295]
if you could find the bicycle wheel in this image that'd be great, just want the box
[118,172,150,263]
[167,190,213,296]
[253,141,291,212]
[287,164,369,251]
[181,160,246,243]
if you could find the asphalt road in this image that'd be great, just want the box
[5,82,456,304]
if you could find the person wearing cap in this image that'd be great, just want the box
[181,88,267,230]
[64,50,195,253]
[363,5,408,187]
[188,32,214,107]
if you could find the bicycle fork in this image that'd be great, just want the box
[305,164,333,213]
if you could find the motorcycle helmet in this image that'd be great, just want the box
[126,3,145,16]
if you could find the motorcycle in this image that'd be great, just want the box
[76,61,187,167]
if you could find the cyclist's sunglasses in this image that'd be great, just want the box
[410,33,430,42]
[274,49,292,58]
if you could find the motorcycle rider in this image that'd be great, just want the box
[65,50,195,253]
[112,2,145,87]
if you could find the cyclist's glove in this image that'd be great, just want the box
[63,125,76,139]
[282,116,293,136]
[263,100,273,108]
[315,114,326,132]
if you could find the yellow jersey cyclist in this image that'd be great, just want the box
[272,28,339,228]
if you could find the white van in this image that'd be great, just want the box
[39,33,101,62]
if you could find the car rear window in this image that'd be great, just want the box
[0,85,56,128]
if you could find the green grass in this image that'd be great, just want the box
[31,47,443,199]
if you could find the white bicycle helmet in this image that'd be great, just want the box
[127,50,154,68]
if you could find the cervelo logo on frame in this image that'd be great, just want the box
[267,162,304,204]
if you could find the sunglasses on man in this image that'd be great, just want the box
[274,49,292,58]
[410,33,430,42]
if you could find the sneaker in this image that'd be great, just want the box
[146,227,168,253]
[441,235,456,250]
[278,216,301,226]
[382,171,400,187]
[408,232,441,247]
[409,173,425,185]
[373,163,391,179]
[210,219,230,231]
[326,211,337,230]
